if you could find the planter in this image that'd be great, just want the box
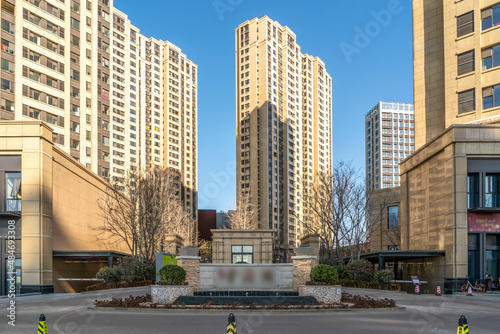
[299,285,342,304]
[179,246,199,257]
[294,246,313,256]
[151,285,194,304]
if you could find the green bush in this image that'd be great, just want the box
[310,264,339,284]
[157,265,186,285]
[374,269,395,283]
[343,259,374,282]
[333,265,346,279]
[334,279,401,291]
[96,267,123,284]
[118,257,156,282]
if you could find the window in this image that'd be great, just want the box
[1,98,14,112]
[71,121,80,133]
[29,13,41,26]
[70,17,80,30]
[457,50,474,75]
[70,69,80,81]
[457,11,474,37]
[482,5,500,30]
[102,11,110,22]
[1,19,15,34]
[482,45,500,70]
[71,34,80,47]
[388,245,399,251]
[70,104,80,116]
[482,85,500,110]
[70,139,80,150]
[29,51,41,63]
[485,174,500,208]
[29,88,41,100]
[71,86,80,98]
[388,205,398,229]
[231,245,253,264]
[6,172,21,212]
[1,79,14,93]
[468,173,480,209]
[71,0,80,13]
[1,39,14,54]
[1,58,14,73]
[29,70,40,82]
[458,88,475,113]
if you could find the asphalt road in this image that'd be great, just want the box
[0,287,499,333]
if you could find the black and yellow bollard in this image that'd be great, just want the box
[38,314,48,334]
[456,315,469,334]
[226,313,236,334]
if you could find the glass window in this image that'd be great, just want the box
[482,5,500,30]
[1,19,15,34]
[457,50,474,75]
[70,18,80,31]
[231,245,253,263]
[1,58,14,73]
[468,173,480,209]
[457,11,474,37]
[6,172,21,212]
[388,206,398,229]
[482,45,500,70]
[485,173,500,208]
[1,98,14,112]
[483,85,500,110]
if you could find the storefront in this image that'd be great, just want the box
[468,213,500,283]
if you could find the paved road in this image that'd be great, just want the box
[0,287,499,333]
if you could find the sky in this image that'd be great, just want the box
[115,0,414,211]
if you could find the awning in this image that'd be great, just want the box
[361,250,445,270]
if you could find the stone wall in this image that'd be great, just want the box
[151,285,194,304]
[292,256,316,291]
[177,256,200,291]
[299,285,342,304]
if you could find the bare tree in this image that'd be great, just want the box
[341,183,369,260]
[97,166,195,264]
[299,162,360,265]
[226,190,259,230]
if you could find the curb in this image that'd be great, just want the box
[88,306,407,314]
[343,288,408,294]
[0,292,42,299]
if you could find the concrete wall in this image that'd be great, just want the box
[369,187,401,252]
[199,263,293,291]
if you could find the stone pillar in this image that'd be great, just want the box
[292,256,317,291]
[300,234,320,265]
[177,256,201,291]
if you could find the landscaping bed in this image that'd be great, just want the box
[86,280,153,291]
[94,292,397,310]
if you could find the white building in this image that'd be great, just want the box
[365,102,414,191]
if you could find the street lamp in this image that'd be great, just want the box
[160,242,164,253]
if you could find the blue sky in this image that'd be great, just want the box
[115,0,414,211]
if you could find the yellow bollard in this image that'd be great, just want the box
[457,315,469,334]
[226,313,237,334]
[38,314,48,334]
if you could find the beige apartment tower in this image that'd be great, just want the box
[235,16,332,257]
[413,0,500,149]
[0,0,197,215]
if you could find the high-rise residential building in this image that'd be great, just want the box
[365,102,414,191]
[235,16,332,254]
[413,0,500,149]
[0,0,197,214]
[162,41,198,217]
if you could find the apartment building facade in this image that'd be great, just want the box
[365,102,414,192]
[235,16,332,256]
[367,1,500,291]
[0,0,197,214]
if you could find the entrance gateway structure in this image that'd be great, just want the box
[151,231,340,305]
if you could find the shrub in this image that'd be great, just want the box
[333,265,346,279]
[118,257,155,282]
[310,264,339,284]
[96,267,123,284]
[343,259,374,282]
[157,265,186,285]
[374,269,395,283]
